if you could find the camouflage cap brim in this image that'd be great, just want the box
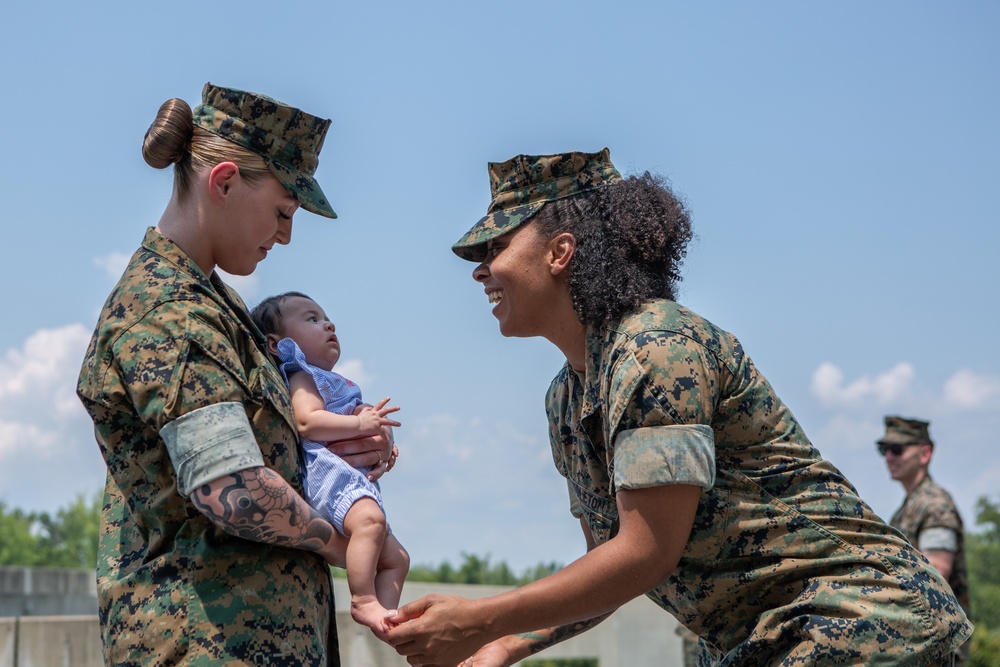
[267,160,337,219]
[193,83,336,220]
[877,432,920,446]
[453,148,623,262]
[451,201,544,262]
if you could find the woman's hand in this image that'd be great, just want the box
[387,594,492,667]
[458,637,520,667]
[388,484,701,665]
[325,428,398,481]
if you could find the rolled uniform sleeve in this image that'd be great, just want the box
[606,330,723,493]
[103,302,273,498]
[614,424,715,491]
[918,527,958,552]
[161,402,265,496]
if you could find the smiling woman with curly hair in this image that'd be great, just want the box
[387,148,972,667]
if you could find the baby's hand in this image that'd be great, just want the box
[356,397,401,435]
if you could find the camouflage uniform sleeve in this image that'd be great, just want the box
[160,402,265,496]
[614,424,715,491]
[922,495,963,533]
[918,492,963,552]
[112,302,253,430]
[109,300,267,497]
[609,333,719,492]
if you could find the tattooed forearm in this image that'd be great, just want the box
[518,613,611,655]
[191,467,333,553]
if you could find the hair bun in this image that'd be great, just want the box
[142,98,194,169]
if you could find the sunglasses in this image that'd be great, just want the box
[877,443,920,457]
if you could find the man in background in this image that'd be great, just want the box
[878,415,972,664]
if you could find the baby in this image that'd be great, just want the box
[251,291,408,639]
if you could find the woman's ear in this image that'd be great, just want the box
[549,233,577,276]
[265,332,282,355]
[207,162,241,204]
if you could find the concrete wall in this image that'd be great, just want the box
[1,616,104,667]
[0,568,683,666]
[0,569,98,618]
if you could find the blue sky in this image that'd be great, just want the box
[2,2,998,572]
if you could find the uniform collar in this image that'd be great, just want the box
[139,227,267,349]
[141,227,213,284]
[574,324,609,420]
[909,472,933,494]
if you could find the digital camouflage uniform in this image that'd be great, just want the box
[546,299,973,666]
[891,474,971,664]
[77,228,339,666]
[451,148,973,665]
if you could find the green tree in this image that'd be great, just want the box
[455,553,519,586]
[363,553,565,586]
[0,493,101,569]
[969,496,1000,667]
[0,503,44,566]
[35,492,102,568]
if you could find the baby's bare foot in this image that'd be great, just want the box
[351,595,392,641]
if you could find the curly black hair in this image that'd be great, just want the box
[531,172,693,326]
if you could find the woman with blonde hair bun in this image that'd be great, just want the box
[77,83,395,666]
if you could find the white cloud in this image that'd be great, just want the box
[0,324,93,461]
[943,369,1000,410]
[0,324,92,401]
[0,420,60,459]
[810,361,916,407]
[0,325,104,512]
[811,363,1000,416]
[92,252,131,281]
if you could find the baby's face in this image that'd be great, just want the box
[279,296,341,370]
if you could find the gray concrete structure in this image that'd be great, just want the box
[0,569,97,617]
[1,568,684,666]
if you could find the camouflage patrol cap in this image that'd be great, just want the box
[192,82,336,218]
[452,148,623,262]
[878,415,934,447]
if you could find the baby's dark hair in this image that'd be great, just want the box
[532,172,693,326]
[251,291,313,337]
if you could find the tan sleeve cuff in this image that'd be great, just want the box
[613,424,716,491]
[160,402,265,496]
